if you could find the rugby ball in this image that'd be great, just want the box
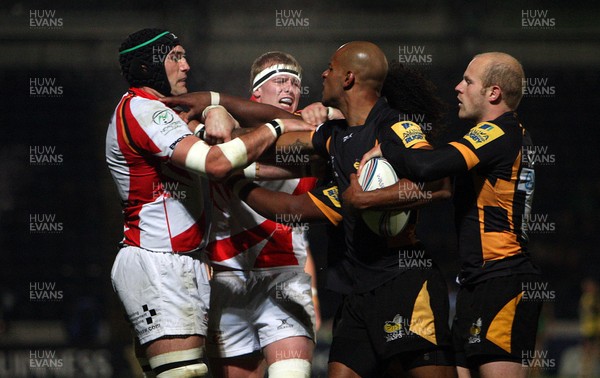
[357,158,410,237]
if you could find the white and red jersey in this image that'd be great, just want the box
[106,87,208,253]
[206,177,317,270]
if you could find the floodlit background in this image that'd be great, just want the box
[1,0,599,376]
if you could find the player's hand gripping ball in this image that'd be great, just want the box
[357,158,410,237]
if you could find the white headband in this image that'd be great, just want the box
[252,64,301,91]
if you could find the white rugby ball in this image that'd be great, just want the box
[357,157,410,237]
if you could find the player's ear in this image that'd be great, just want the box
[252,88,262,99]
[343,71,355,89]
[488,85,502,103]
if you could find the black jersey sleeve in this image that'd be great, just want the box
[380,121,513,182]
[380,142,467,182]
[311,120,341,159]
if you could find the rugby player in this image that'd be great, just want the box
[359,52,542,378]
[106,28,313,377]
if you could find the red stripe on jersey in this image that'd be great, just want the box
[171,211,205,252]
[208,220,297,267]
[115,93,165,247]
[254,219,298,268]
[123,97,165,158]
[292,177,317,195]
[208,222,273,262]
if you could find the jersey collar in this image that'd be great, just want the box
[363,97,390,127]
[129,87,160,101]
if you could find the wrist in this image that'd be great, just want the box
[201,104,225,121]
[326,107,334,120]
[243,162,260,180]
[264,118,285,138]
[194,123,206,140]
[210,91,220,106]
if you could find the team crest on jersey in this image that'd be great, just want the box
[391,121,426,148]
[384,314,412,342]
[468,318,482,344]
[464,122,504,149]
[323,186,341,208]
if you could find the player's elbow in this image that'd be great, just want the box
[409,161,438,182]
[286,194,321,222]
[425,177,452,203]
[286,201,306,221]
[436,188,452,202]
[204,153,233,181]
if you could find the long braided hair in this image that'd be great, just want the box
[382,61,448,146]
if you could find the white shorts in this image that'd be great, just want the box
[206,268,315,358]
[111,246,211,345]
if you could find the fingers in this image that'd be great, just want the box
[357,145,382,177]
[178,111,190,123]
[342,173,363,210]
[301,102,329,125]
[204,108,237,143]
[159,94,193,108]
[160,92,207,120]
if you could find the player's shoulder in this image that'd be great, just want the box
[315,119,346,134]
[461,112,521,150]
[370,97,401,125]
[129,92,167,111]
[128,94,183,127]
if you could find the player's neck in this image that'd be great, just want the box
[343,93,379,127]
[140,86,165,98]
[477,105,512,124]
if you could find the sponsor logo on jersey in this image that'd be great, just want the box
[142,304,158,325]
[153,109,175,125]
[391,121,426,148]
[130,304,162,335]
[323,186,341,208]
[464,122,505,149]
[277,317,294,330]
[169,135,188,150]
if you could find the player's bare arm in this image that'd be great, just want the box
[274,127,315,153]
[161,91,299,127]
[343,174,451,211]
[170,119,315,181]
[229,178,327,223]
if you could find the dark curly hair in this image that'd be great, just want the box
[382,61,448,146]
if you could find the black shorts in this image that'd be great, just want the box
[329,265,454,377]
[452,274,543,368]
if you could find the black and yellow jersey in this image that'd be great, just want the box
[307,98,431,292]
[380,112,539,284]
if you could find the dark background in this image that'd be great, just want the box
[1,0,598,376]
